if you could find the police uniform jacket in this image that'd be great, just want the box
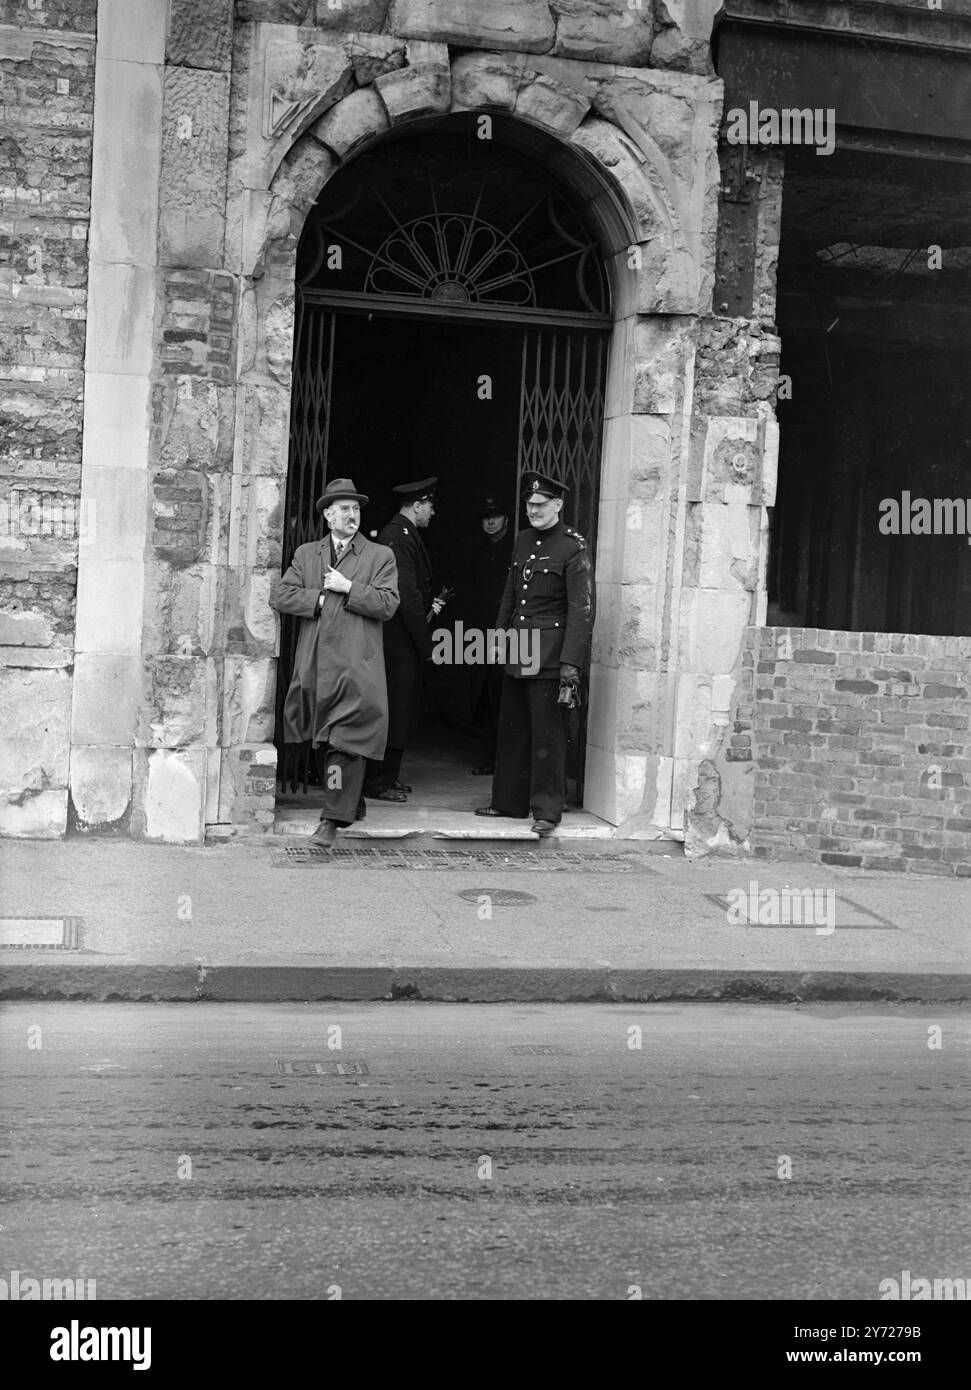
[376,511,434,746]
[495,520,595,679]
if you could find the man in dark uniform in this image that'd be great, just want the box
[475,471,594,837]
[466,495,513,775]
[364,477,444,801]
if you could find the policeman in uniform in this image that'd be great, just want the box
[475,471,594,836]
[364,477,443,801]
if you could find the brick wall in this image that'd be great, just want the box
[0,5,96,830]
[738,628,971,875]
[0,7,95,592]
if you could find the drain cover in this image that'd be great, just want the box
[276,1059,369,1076]
[456,887,537,905]
[0,917,82,949]
[273,844,655,872]
[705,894,898,929]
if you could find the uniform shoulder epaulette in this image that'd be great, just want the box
[565,527,587,546]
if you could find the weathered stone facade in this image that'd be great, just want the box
[2,0,965,858]
[0,0,784,843]
[0,3,96,835]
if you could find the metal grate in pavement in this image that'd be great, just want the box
[276,1059,370,1076]
[0,917,82,950]
[272,844,656,872]
[705,893,899,929]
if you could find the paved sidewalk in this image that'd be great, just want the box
[0,836,968,1001]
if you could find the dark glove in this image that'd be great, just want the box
[557,663,581,709]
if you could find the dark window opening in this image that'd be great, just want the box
[768,147,971,636]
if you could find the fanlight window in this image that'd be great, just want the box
[296,127,609,318]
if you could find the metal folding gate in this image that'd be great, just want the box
[275,300,607,797]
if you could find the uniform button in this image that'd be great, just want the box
[522,585,527,590]
[521,600,526,605]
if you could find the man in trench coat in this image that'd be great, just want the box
[270,477,399,847]
[364,477,444,801]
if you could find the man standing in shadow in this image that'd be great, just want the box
[466,494,513,776]
[365,477,444,802]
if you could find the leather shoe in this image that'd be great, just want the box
[475,806,523,818]
[309,818,337,848]
[366,786,407,802]
[392,780,412,793]
[531,819,555,838]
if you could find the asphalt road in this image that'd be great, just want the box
[1,1003,968,1300]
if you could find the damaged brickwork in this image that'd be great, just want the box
[0,11,96,835]
[695,627,971,875]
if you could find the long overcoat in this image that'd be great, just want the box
[270,532,399,760]
[376,512,434,748]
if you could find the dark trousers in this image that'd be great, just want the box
[314,745,366,827]
[364,746,403,793]
[472,664,503,766]
[491,676,567,824]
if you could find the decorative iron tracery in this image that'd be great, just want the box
[297,161,609,318]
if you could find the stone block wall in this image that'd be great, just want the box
[0,6,97,835]
[232,0,720,73]
[134,0,247,841]
[692,627,971,874]
[2,0,758,842]
[657,145,783,842]
[224,12,729,838]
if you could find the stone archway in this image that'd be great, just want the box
[211,40,721,839]
[61,16,772,849]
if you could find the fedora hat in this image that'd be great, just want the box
[315,477,369,512]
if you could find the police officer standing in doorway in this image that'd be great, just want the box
[365,477,444,801]
[475,471,594,837]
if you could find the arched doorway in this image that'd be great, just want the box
[274,113,614,820]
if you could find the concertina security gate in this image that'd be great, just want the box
[275,300,607,796]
